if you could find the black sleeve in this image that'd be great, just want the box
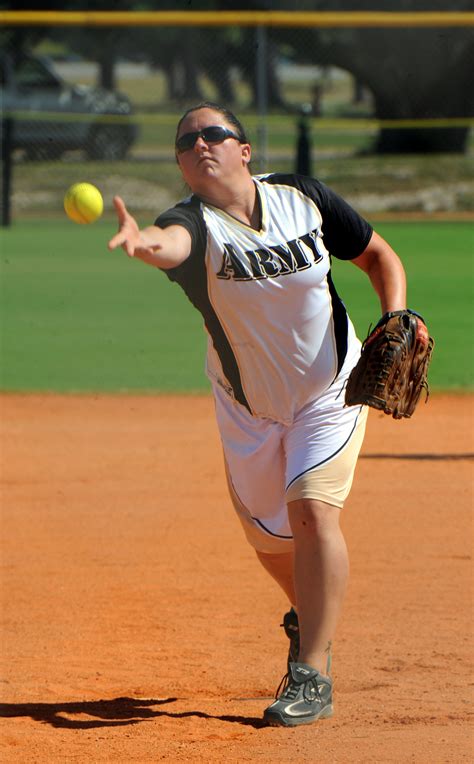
[154,197,207,282]
[313,180,373,260]
[263,173,373,260]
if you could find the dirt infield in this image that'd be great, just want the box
[1,393,472,763]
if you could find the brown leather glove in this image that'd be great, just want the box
[345,310,435,419]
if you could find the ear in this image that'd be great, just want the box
[241,142,252,166]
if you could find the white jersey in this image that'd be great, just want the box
[156,173,372,425]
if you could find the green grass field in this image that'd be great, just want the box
[1,220,472,393]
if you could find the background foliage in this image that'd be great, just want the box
[2,0,473,152]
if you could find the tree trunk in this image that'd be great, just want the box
[375,126,469,154]
[303,24,473,154]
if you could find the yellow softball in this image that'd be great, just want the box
[64,182,104,224]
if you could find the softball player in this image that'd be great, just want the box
[108,102,407,727]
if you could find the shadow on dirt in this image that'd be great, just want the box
[0,696,267,729]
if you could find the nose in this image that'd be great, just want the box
[193,134,208,152]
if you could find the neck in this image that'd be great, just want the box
[199,174,258,227]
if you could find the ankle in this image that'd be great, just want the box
[298,656,325,675]
[298,641,332,676]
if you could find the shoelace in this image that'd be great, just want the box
[274,672,322,704]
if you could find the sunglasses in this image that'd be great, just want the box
[176,125,242,154]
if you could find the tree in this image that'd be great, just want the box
[0,0,138,90]
[2,0,472,150]
[275,0,473,152]
[315,27,472,153]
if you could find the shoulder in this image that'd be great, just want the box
[256,172,326,198]
[258,173,372,260]
[257,173,355,222]
[155,194,207,254]
[154,195,208,282]
[155,194,203,227]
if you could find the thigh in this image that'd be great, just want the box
[284,382,367,507]
[213,383,293,550]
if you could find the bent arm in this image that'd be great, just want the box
[351,230,407,314]
[108,196,192,269]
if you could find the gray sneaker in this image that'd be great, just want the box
[263,662,333,727]
[281,609,300,669]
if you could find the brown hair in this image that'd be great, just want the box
[175,102,249,147]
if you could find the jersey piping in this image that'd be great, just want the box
[285,405,364,490]
[327,270,349,379]
[156,174,373,423]
[253,518,293,540]
[207,181,267,236]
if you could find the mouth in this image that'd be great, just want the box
[197,154,215,164]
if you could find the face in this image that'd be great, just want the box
[175,108,251,195]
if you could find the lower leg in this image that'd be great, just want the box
[255,549,296,606]
[287,499,349,675]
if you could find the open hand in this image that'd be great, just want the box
[108,196,157,259]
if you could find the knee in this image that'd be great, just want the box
[287,498,340,540]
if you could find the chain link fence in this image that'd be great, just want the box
[1,13,473,223]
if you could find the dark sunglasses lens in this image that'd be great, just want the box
[176,126,238,152]
[176,132,198,152]
[201,126,228,143]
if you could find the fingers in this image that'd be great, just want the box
[120,235,140,259]
[108,197,157,262]
[113,195,127,219]
[108,230,127,251]
[108,196,137,253]
[108,231,152,260]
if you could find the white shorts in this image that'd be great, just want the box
[213,376,367,554]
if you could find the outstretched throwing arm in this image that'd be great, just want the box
[108,196,191,269]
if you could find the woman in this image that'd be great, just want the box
[108,102,407,727]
